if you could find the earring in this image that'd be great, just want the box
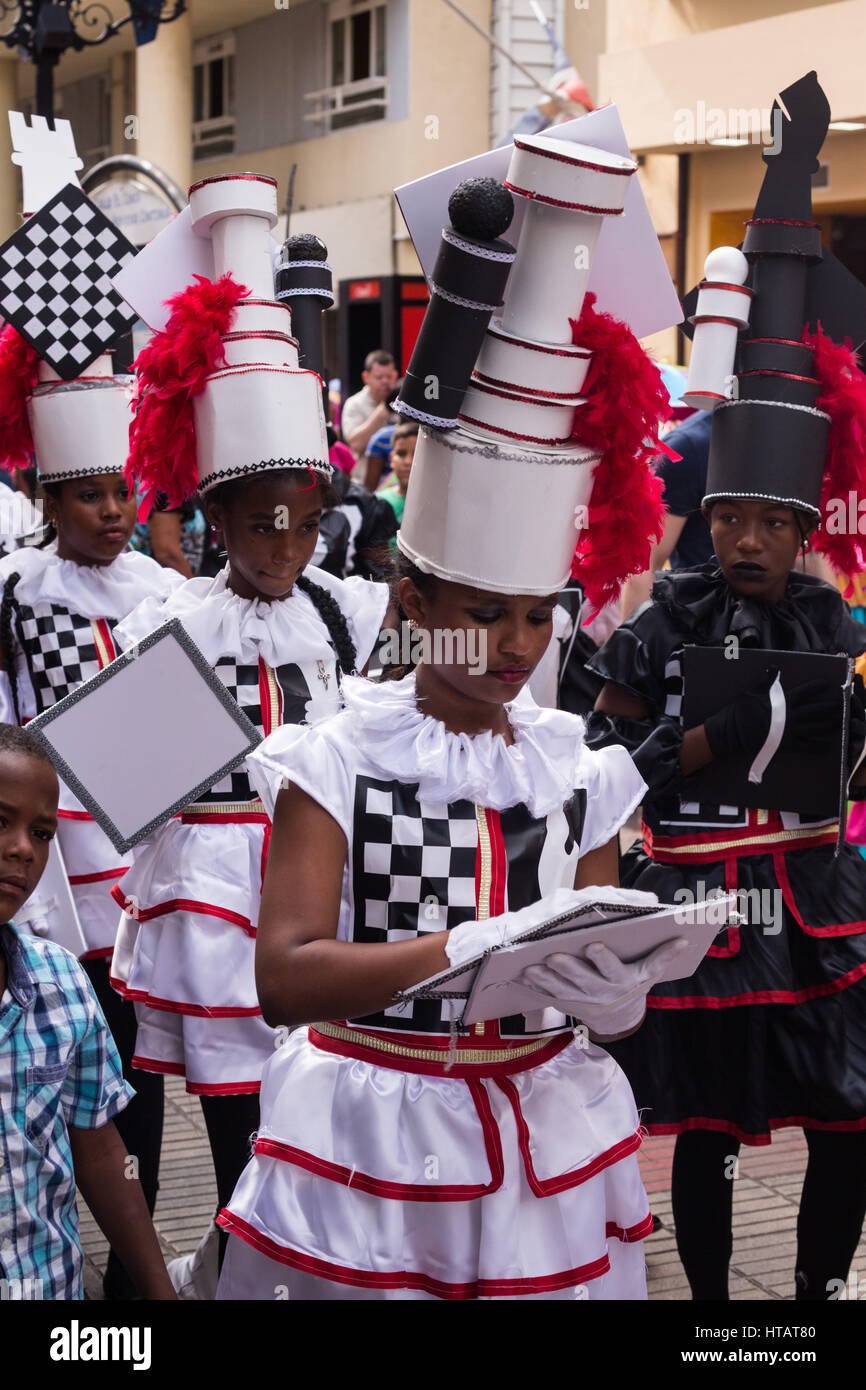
[408,619,418,630]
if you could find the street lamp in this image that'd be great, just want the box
[0,1,187,120]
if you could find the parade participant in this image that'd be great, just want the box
[377,420,418,529]
[108,173,388,1288]
[0,724,175,1302]
[216,139,680,1300]
[0,114,183,1299]
[585,72,866,1301]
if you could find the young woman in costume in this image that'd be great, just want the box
[214,145,687,1300]
[0,335,182,1299]
[108,176,388,1281]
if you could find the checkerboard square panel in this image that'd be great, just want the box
[0,184,137,379]
[17,603,109,710]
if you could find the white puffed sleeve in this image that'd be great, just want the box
[576,743,646,857]
[245,717,357,841]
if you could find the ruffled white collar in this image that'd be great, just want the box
[115,564,386,672]
[337,673,586,817]
[0,543,181,620]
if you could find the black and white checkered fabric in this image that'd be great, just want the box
[204,660,265,803]
[17,603,112,711]
[350,776,480,1033]
[0,184,137,380]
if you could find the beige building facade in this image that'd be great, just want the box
[2,0,864,372]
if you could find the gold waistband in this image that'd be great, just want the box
[181,799,267,817]
[312,1020,556,1065]
[647,820,839,858]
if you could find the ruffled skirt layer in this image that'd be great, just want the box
[110,820,276,1093]
[610,842,866,1141]
[216,1028,650,1300]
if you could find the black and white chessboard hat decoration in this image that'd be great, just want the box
[127,173,331,516]
[0,111,138,482]
[680,72,866,574]
[396,133,639,596]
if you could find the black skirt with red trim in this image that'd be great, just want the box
[606,838,866,1143]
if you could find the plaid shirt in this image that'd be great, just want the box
[0,923,132,1300]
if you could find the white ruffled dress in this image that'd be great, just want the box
[109,566,388,1095]
[0,545,182,958]
[217,674,652,1300]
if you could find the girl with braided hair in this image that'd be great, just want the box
[109,177,388,1290]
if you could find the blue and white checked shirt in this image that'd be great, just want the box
[0,923,133,1300]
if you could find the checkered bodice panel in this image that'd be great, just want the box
[198,657,325,804]
[656,650,831,832]
[347,775,587,1038]
[17,603,115,712]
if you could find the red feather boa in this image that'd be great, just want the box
[569,293,670,615]
[803,325,866,580]
[0,325,42,473]
[127,273,249,518]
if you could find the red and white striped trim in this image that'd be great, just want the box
[216,1208,644,1297]
[112,973,262,1018]
[131,1054,261,1096]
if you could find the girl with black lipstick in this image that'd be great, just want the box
[0,339,182,1301]
[108,177,388,1290]
[585,75,866,1301]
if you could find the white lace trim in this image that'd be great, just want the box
[441,229,516,262]
[432,282,503,312]
[394,400,457,428]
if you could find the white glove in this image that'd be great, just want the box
[444,885,660,971]
[517,937,689,1035]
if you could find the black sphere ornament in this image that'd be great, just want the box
[447,178,514,242]
[284,233,328,262]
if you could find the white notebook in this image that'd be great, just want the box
[395,890,737,1027]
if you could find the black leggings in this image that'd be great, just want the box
[82,956,165,1296]
[672,1127,866,1300]
[199,1092,260,1269]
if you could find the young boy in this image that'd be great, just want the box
[377,421,418,528]
[0,725,174,1300]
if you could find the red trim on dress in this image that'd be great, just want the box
[57,808,95,822]
[307,1024,574,1077]
[69,867,129,885]
[644,1114,866,1147]
[606,1212,654,1243]
[80,946,114,961]
[706,857,742,958]
[648,957,866,1009]
[131,1054,261,1095]
[772,850,866,937]
[253,1108,503,1202]
[110,882,257,937]
[111,973,263,1017]
[495,1074,643,1196]
[216,1208,616,1297]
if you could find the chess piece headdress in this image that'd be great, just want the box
[395,133,673,610]
[126,174,331,517]
[0,111,138,482]
[681,71,866,576]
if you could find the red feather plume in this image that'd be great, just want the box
[803,325,866,581]
[569,293,671,616]
[127,273,249,518]
[0,325,42,473]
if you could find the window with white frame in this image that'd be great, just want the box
[305,0,388,134]
[193,31,236,161]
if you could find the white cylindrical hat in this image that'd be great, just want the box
[194,365,329,492]
[28,355,131,482]
[397,426,599,595]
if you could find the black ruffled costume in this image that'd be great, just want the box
[585,563,866,1144]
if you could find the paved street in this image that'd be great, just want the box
[78,1076,866,1301]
